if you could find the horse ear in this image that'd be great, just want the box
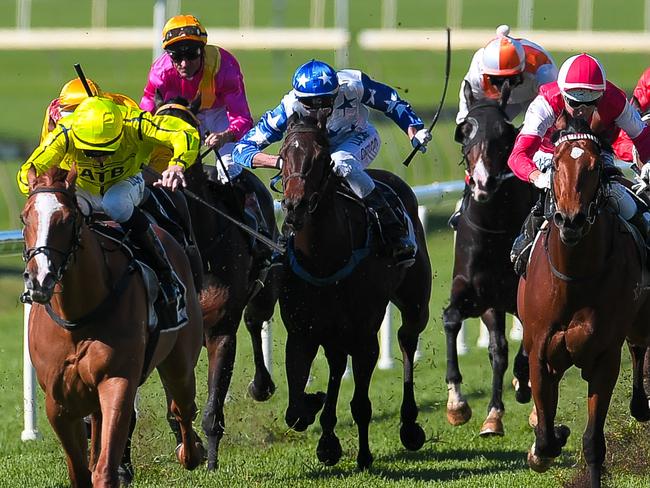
[500,81,511,109]
[316,109,329,130]
[154,89,164,110]
[26,164,38,190]
[65,164,77,191]
[191,95,201,114]
[454,123,465,143]
[463,81,475,107]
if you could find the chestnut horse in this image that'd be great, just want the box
[518,115,650,487]
[21,166,205,487]
[278,114,431,469]
[155,97,281,469]
[443,83,537,435]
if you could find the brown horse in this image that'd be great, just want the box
[278,114,431,469]
[518,115,650,487]
[21,166,205,487]
[443,83,536,435]
[154,96,281,469]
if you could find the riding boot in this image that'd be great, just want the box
[123,208,181,312]
[510,199,546,276]
[629,208,650,249]
[364,188,416,266]
[448,185,470,230]
[270,224,290,267]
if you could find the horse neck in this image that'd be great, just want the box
[466,178,533,232]
[51,225,111,318]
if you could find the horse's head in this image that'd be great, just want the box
[21,165,81,303]
[153,91,201,130]
[550,114,605,246]
[455,82,516,202]
[279,113,331,231]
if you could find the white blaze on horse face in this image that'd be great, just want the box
[472,151,490,200]
[34,193,64,285]
[570,147,584,159]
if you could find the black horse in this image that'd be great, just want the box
[278,113,431,469]
[442,83,537,436]
[153,96,281,470]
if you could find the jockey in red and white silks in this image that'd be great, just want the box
[456,25,558,124]
[508,53,650,223]
[613,66,650,162]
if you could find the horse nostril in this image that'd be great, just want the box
[553,212,564,227]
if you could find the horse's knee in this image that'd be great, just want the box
[443,307,462,334]
[201,407,224,439]
[350,396,372,425]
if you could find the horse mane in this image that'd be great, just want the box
[286,112,330,148]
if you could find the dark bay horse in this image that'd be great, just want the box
[443,83,536,435]
[21,166,205,487]
[155,97,281,469]
[278,114,431,469]
[518,116,650,487]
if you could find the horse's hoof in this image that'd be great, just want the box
[527,449,554,473]
[317,434,342,466]
[555,424,571,447]
[400,422,426,451]
[356,451,374,471]
[479,416,504,437]
[117,462,134,486]
[529,406,538,429]
[513,378,532,404]
[447,402,472,426]
[286,392,326,432]
[175,437,206,470]
[247,378,276,402]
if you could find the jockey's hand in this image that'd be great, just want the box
[641,161,650,183]
[155,164,186,192]
[632,175,649,195]
[532,171,551,190]
[409,127,432,153]
[204,130,234,150]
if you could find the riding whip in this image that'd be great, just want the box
[73,63,95,98]
[403,27,452,167]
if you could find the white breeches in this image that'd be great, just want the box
[76,173,145,223]
[330,125,381,199]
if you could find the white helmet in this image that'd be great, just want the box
[481,25,526,76]
[557,53,606,102]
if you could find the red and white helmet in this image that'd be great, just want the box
[557,53,606,102]
[481,25,525,76]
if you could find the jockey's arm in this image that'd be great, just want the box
[232,101,289,168]
[17,128,67,195]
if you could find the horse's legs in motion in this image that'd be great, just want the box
[629,344,650,422]
[157,357,204,470]
[117,411,136,486]
[513,341,532,404]
[442,298,472,426]
[350,336,379,470]
[396,304,427,450]
[527,348,570,473]
[643,347,650,405]
[46,395,92,488]
[480,308,508,437]
[582,349,622,488]
[202,314,241,470]
[284,332,325,432]
[316,346,347,466]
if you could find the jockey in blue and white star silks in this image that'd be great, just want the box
[232,59,432,263]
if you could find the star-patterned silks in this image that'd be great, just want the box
[318,71,333,86]
[296,73,310,89]
[336,94,356,114]
[366,88,376,105]
[248,126,267,145]
[266,112,282,130]
[384,92,409,119]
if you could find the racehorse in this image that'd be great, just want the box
[278,113,431,469]
[154,95,281,469]
[21,166,205,487]
[518,114,650,487]
[442,82,536,435]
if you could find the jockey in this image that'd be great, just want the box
[18,97,200,315]
[613,66,650,162]
[507,53,650,274]
[450,24,557,228]
[140,14,256,211]
[232,59,432,264]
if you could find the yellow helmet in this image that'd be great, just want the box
[162,15,207,50]
[59,78,103,111]
[71,97,124,152]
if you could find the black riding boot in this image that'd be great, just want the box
[364,188,416,265]
[629,207,650,248]
[448,184,471,230]
[123,208,180,309]
[510,200,545,276]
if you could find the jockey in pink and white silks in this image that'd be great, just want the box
[140,14,254,184]
[233,59,431,264]
[508,53,650,273]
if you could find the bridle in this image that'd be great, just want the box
[155,102,201,128]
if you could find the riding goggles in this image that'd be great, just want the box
[565,97,600,109]
[299,95,336,110]
[164,26,204,44]
[487,74,523,89]
[83,149,116,158]
[168,47,202,62]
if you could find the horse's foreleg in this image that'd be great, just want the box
[203,326,238,470]
[89,411,102,471]
[628,343,650,421]
[350,338,379,470]
[397,314,426,451]
[583,349,622,488]
[117,411,136,486]
[316,347,347,466]
[284,332,323,432]
[243,303,276,402]
[481,308,507,437]
[93,378,136,488]
[513,341,531,404]
[442,303,472,426]
[45,395,92,488]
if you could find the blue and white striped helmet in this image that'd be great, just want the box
[292,59,339,98]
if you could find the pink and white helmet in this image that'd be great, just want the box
[557,53,606,102]
[481,25,526,76]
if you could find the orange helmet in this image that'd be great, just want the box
[162,15,207,50]
[481,25,526,77]
[59,78,103,111]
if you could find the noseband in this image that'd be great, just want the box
[23,186,83,288]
